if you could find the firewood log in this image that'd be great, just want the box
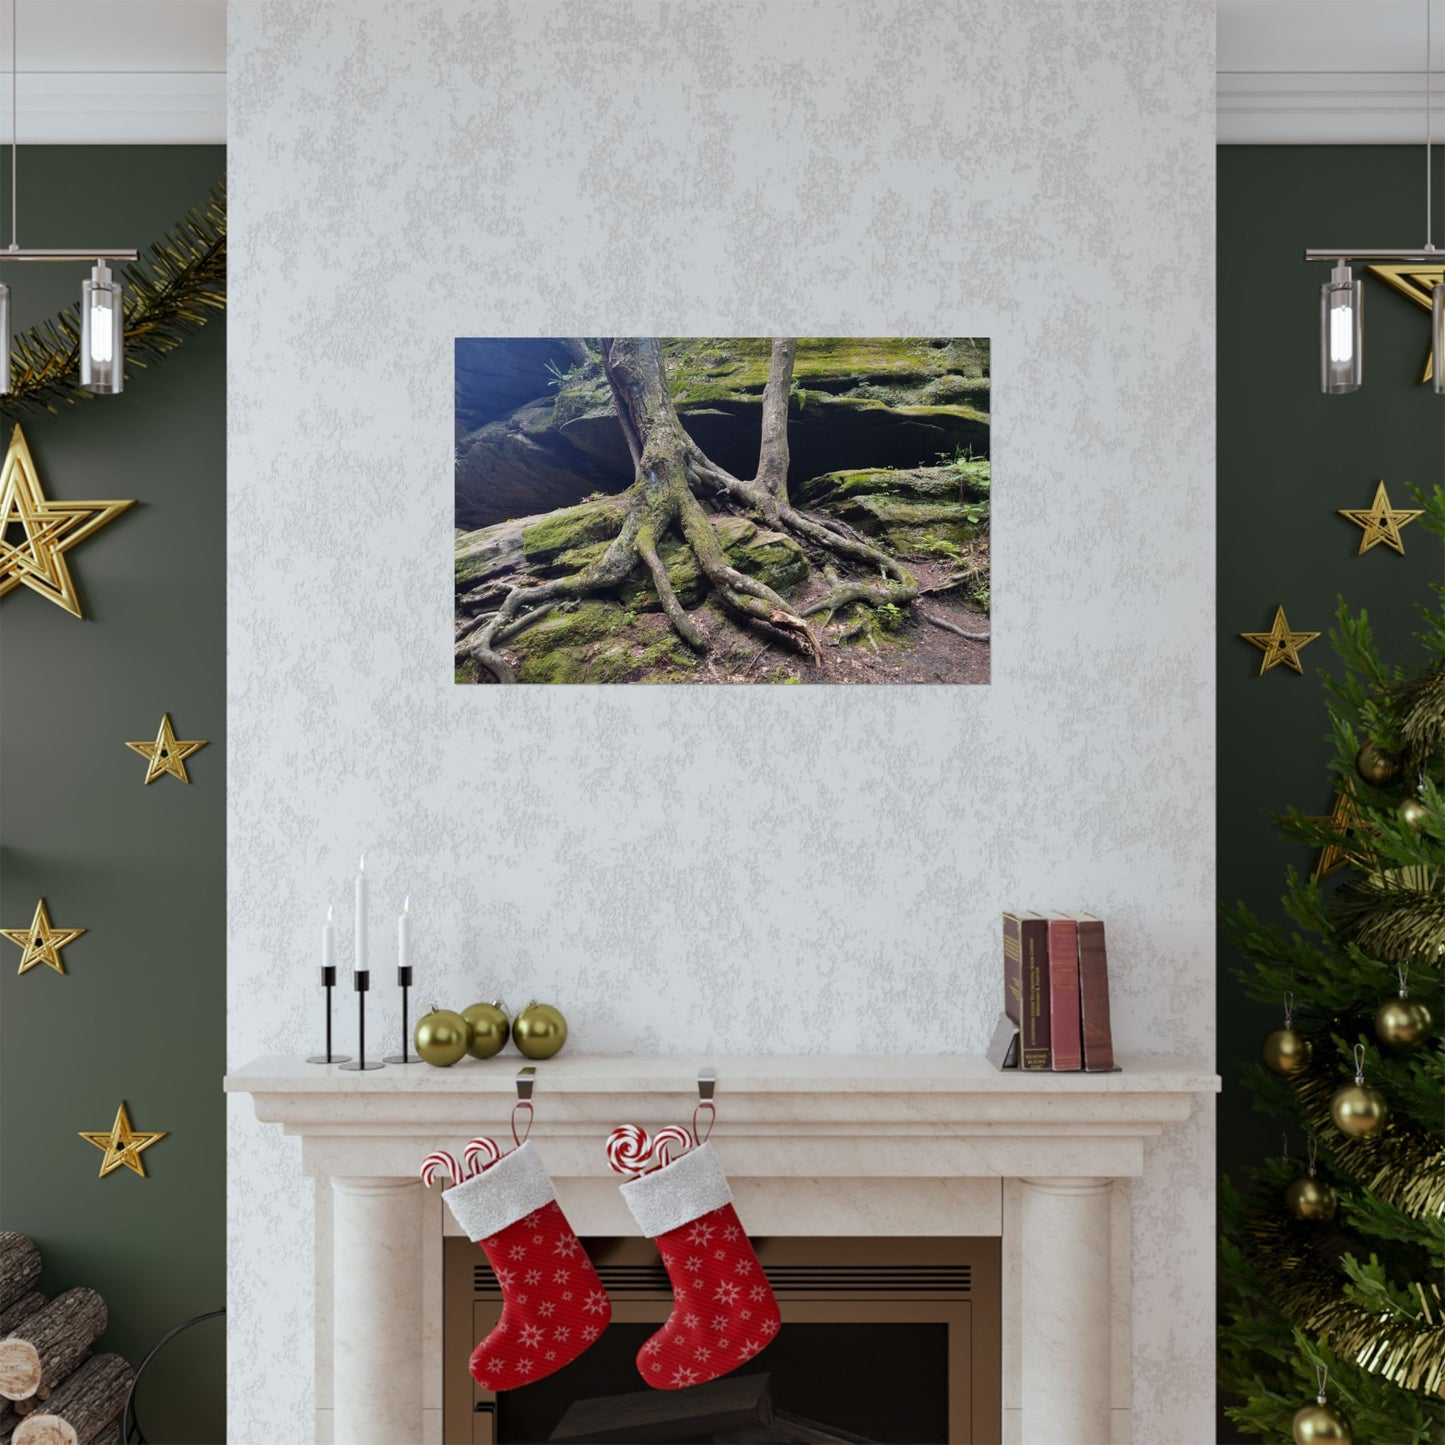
[550,1371,773,1442]
[0,1300,43,1340]
[0,1239,41,1315]
[10,1354,132,1445]
[0,1291,106,1401]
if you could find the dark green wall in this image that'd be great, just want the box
[0,147,224,1444]
[1218,145,1441,1173]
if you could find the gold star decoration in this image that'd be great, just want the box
[1337,480,1422,556]
[1311,778,1370,883]
[1239,605,1320,675]
[126,713,208,784]
[1367,264,1444,383]
[0,424,135,618]
[79,1101,167,1179]
[1,898,86,976]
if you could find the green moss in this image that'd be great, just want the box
[520,498,628,563]
[506,600,700,684]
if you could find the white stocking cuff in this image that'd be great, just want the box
[442,1141,557,1242]
[620,1142,733,1238]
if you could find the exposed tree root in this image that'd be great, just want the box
[917,606,991,643]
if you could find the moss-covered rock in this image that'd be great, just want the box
[520,497,629,564]
[797,463,990,558]
[506,600,700,684]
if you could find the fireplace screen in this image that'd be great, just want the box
[443,1236,1000,1444]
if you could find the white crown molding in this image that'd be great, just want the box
[0,73,224,144]
[1219,71,1445,144]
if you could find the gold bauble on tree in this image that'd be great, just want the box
[462,1000,510,1059]
[1354,740,1399,786]
[1285,1173,1337,1221]
[1398,795,1432,832]
[414,1006,471,1067]
[1329,1045,1388,1137]
[1292,1401,1351,1444]
[1263,1026,1313,1076]
[512,1001,568,1059]
[1375,966,1432,1050]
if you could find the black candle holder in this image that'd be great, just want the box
[384,965,422,1064]
[306,966,353,1064]
[338,970,385,1071]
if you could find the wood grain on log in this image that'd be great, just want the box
[0,1290,107,1400]
[0,1239,41,1315]
[10,1354,131,1445]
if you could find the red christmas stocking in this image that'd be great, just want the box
[620,1143,781,1389]
[441,1142,612,1390]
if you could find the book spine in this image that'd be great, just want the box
[1078,920,1115,1072]
[1047,918,1082,1071]
[1019,917,1050,1070]
[1003,915,1022,1030]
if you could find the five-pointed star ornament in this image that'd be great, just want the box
[79,1101,167,1179]
[1240,605,1320,675]
[1311,778,1370,883]
[1337,480,1423,556]
[1,898,86,976]
[1367,263,1445,383]
[0,424,135,618]
[126,713,208,784]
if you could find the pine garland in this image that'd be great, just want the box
[4,185,225,415]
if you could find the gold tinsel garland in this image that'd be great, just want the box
[1244,1210,1445,1396]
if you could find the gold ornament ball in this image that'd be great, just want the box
[1285,1175,1338,1220]
[1354,741,1398,787]
[414,1007,471,1067]
[1375,995,1432,1050]
[1262,1026,1313,1076]
[512,1001,568,1059]
[1292,1401,1351,1444]
[462,1000,511,1059]
[1330,1082,1388,1137]
[1398,796,1432,833]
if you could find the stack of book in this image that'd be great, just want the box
[989,912,1115,1072]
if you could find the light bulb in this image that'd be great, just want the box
[79,260,124,394]
[0,281,10,395]
[1319,261,1362,394]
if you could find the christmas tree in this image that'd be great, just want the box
[1218,486,1445,1445]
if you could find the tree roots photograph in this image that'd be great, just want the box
[454,337,991,685]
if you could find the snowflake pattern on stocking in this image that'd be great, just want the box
[468,1199,611,1391]
[638,1201,780,1390]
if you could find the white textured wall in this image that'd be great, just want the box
[226,2,1217,1440]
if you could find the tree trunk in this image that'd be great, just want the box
[10,1354,132,1445]
[0,1238,41,1315]
[0,1290,107,1400]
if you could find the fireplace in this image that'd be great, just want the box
[443,1236,1000,1443]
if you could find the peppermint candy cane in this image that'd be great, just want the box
[650,1125,693,1170]
[419,1150,461,1189]
[606,1124,652,1178]
[463,1136,503,1178]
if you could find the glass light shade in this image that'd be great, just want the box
[1319,261,1363,394]
[1433,282,1445,395]
[80,261,123,394]
[0,281,10,395]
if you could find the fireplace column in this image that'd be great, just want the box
[1018,1177,1113,1445]
[331,1176,423,1445]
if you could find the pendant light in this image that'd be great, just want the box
[0,1,135,396]
[1306,0,1443,395]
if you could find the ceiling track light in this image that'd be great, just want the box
[0,2,135,397]
[1306,0,1445,395]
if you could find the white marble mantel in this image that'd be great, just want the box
[226,1054,1217,1445]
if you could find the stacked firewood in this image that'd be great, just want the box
[0,1232,134,1445]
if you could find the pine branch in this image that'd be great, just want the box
[3,185,226,415]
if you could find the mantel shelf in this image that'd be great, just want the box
[225,1052,1219,1097]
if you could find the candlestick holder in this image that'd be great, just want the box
[338,971,385,1071]
[306,966,353,1064]
[384,965,422,1064]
